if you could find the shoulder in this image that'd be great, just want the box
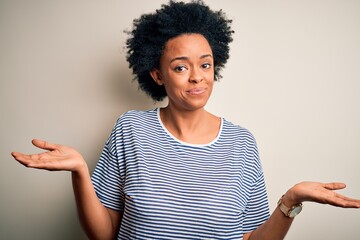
[115,108,157,126]
[221,118,257,145]
[106,108,158,143]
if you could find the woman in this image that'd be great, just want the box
[12,1,360,239]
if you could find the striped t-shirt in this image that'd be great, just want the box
[92,108,270,239]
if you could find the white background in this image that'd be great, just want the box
[1,0,359,239]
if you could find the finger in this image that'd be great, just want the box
[11,152,30,167]
[11,151,59,170]
[330,193,360,208]
[12,151,41,165]
[323,182,346,190]
[32,139,59,151]
[11,151,36,168]
[336,194,360,203]
[12,151,41,161]
[11,151,30,161]
[12,150,49,164]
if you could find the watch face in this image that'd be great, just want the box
[289,205,302,218]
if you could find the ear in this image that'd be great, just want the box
[150,69,164,86]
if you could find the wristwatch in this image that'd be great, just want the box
[277,195,303,218]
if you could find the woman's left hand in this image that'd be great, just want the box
[284,181,360,208]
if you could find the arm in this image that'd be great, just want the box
[12,139,122,240]
[72,164,122,239]
[244,182,360,240]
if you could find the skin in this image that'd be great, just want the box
[11,33,360,240]
[12,139,122,240]
[150,33,220,144]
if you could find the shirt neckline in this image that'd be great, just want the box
[156,108,223,147]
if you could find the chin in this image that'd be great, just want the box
[184,99,209,111]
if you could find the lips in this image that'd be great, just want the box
[186,87,206,95]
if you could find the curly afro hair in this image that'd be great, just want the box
[126,0,234,101]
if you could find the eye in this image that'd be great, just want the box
[174,65,188,72]
[201,63,212,69]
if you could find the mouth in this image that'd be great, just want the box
[186,87,206,95]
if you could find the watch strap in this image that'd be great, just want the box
[277,195,303,218]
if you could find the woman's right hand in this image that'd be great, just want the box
[11,139,86,173]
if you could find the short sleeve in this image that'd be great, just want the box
[242,170,270,232]
[242,138,270,233]
[91,119,125,212]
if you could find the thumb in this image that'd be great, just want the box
[32,139,58,151]
[324,182,346,190]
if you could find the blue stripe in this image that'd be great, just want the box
[92,108,270,239]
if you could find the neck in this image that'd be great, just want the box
[159,104,220,144]
[161,105,206,134]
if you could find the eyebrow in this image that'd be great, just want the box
[170,54,213,63]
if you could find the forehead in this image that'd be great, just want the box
[162,34,213,57]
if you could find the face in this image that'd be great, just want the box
[150,34,214,111]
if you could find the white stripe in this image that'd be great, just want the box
[92,108,269,239]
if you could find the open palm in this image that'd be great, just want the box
[12,139,85,172]
[290,181,360,208]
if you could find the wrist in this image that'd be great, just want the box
[282,183,305,206]
[72,161,89,177]
[277,185,304,218]
[278,193,303,218]
[282,189,299,207]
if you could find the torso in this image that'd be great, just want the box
[92,108,270,239]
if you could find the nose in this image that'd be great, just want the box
[189,68,203,83]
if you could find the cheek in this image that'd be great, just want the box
[207,70,215,81]
[162,78,184,97]
[206,74,215,86]
[164,73,188,90]
[208,82,214,95]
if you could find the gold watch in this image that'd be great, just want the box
[277,195,303,218]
